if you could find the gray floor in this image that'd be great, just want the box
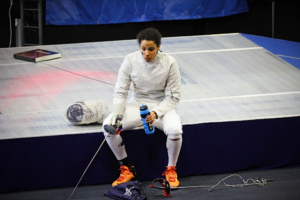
[1,33,300,140]
[1,166,299,200]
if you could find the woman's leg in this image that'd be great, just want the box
[161,109,183,167]
[155,109,183,187]
[102,100,142,185]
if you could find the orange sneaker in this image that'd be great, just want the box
[162,166,180,187]
[112,166,136,186]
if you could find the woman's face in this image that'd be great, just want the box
[140,40,160,63]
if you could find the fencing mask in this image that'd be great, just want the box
[65,100,109,125]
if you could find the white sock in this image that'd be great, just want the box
[106,134,127,160]
[167,135,182,166]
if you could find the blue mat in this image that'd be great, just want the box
[1,116,300,193]
[242,34,300,70]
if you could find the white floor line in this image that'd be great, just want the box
[0,109,66,116]
[164,33,240,39]
[0,47,263,66]
[0,62,28,66]
[168,47,263,55]
[181,91,300,102]
[277,54,300,60]
[182,114,300,125]
[2,91,298,115]
[1,105,114,116]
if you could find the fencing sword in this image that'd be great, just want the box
[68,122,122,200]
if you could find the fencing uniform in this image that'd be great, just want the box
[102,50,183,167]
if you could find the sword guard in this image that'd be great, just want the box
[150,178,170,197]
[104,124,122,135]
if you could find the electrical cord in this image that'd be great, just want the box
[152,174,273,193]
[207,174,273,192]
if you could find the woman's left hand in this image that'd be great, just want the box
[146,111,157,126]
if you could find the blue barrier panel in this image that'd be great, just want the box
[46,0,249,25]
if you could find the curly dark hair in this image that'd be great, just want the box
[137,28,162,46]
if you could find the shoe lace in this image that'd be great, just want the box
[162,167,177,182]
[117,166,131,182]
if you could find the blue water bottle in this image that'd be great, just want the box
[140,104,155,134]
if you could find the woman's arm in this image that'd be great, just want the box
[153,59,181,117]
[112,56,131,116]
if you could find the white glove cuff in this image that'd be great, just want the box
[113,103,125,116]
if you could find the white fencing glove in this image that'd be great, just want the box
[110,114,123,129]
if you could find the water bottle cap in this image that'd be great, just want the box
[140,104,148,111]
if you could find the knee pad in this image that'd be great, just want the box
[167,133,182,140]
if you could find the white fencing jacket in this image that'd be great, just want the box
[113,50,181,118]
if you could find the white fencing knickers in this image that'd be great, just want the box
[102,98,183,166]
